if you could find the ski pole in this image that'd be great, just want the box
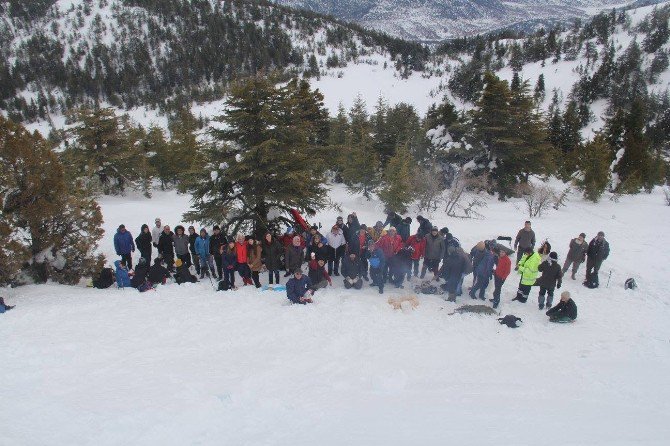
[606,270,612,288]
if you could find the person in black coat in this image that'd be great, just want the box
[383,211,403,229]
[174,258,197,284]
[416,215,432,238]
[536,252,563,310]
[546,291,577,322]
[345,213,361,244]
[135,224,153,265]
[440,245,467,302]
[187,226,200,275]
[262,233,283,285]
[209,225,226,279]
[130,257,150,288]
[306,234,330,262]
[148,258,171,285]
[585,231,610,287]
[157,226,175,272]
[341,252,363,289]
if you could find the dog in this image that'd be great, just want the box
[388,295,420,310]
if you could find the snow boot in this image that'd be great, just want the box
[571,272,576,280]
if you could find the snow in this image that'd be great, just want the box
[2,184,670,444]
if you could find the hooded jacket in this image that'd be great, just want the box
[195,234,210,259]
[537,258,563,289]
[587,238,610,263]
[286,275,313,303]
[376,233,404,259]
[158,231,175,258]
[474,250,495,278]
[546,298,577,320]
[135,225,152,254]
[173,228,190,256]
[114,260,131,288]
[247,242,263,272]
[285,244,304,272]
[517,252,542,286]
[424,233,445,260]
[406,235,426,260]
[341,255,362,279]
[114,228,135,255]
[566,238,588,262]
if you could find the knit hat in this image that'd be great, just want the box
[579,233,586,238]
[598,231,605,237]
[175,259,183,267]
[549,252,558,261]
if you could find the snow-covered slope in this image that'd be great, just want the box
[274,0,639,40]
[2,183,670,445]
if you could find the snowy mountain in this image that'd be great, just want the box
[274,0,648,40]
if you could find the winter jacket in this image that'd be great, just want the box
[308,260,332,285]
[173,233,190,256]
[494,255,512,280]
[148,263,170,284]
[285,245,304,272]
[348,230,371,256]
[209,233,226,256]
[247,243,263,272]
[188,233,198,254]
[341,255,362,279]
[458,246,473,275]
[262,238,283,271]
[131,264,149,288]
[536,259,563,289]
[367,226,383,242]
[286,275,313,303]
[474,250,495,278]
[406,235,426,260]
[517,252,542,286]
[307,242,331,262]
[175,264,197,284]
[114,260,131,288]
[424,233,445,261]
[158,231,175,258]
[470,241,486,270]
[587,238,610,263]
[135,226,152,254]
[345,215,361,243]
[416,217,433,238]
[546,298,577,321]
[376,234,404,259]
[235,241,248,264]
[222,248,237,270]
[327,229,346,250]
[195,235,210,259]
[566,238,588,262]
[383,212,403,229]
[368,249,386,270]
[514,229,536,250]
[441,252,467,293]
[114,229,135,255]
[396,220,411,241]
[151,225,162,245]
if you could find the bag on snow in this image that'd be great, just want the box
[498,314,523,328]
[93,268,114,289]
[624,278,637,290]
[137,280,153,293]
[217,279,231,291]
[583,279,599,289]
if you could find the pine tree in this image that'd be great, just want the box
[341,132,381,199]
[0,116,105,285]
[613,98,654,193]
[575,134,611,202]
[534,74,545,102]
[378,143,416,213]
[183,76,329,234]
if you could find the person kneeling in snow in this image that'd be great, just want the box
[114,260,132,289]
[546,291,577,323]
[174,258,198,284]
[286,269,314,304]
[308,255,332,290]
[341,252,363,290]
[148,258,171,285]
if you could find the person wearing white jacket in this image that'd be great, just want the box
[151,218,163,248]
[327,225,347,276]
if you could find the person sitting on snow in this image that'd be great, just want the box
[308,255,332,290]
[114,260,132,288]
[0,296,15,313]
[174,258,198,284]
[546,291,577,323]
[341,252,363,290]
[286,269,314,304]
[148,258,171,285]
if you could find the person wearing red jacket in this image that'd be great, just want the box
[235,234,253,286]
[308,256,332,290]
[405,232,426,280]
[491,249,512,309]
[375,227,403,284]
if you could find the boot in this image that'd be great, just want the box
[571,272,576,280]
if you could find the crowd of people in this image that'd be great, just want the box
[109,212,611,322]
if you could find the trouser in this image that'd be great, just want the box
[421,259,439,278]
[360,257,369,279]
[514,282,532,303]
[538,286,555,308]
[177,253,191,269]
[223,268,235,287]
[139,249,151,265]
[408,259,420,279]
[268,270,280,284]
[237,263,251,282]
[382,263,392,283]
[344,277,363,289]
[585,258,602,285]
[312,279,329,291]
[492,276,506,305]
[562,258,583,276]
[199,255,215,276]
[214,255,223,279]
[470,275,490,299]
[549,316,574,323]
[328,246,346,275]
[192,253,201,275]
[251,271,261,288]
[457,273,465,296]
[121,253,133,270]
[370,267,384,293]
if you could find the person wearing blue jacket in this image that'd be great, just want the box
[469,241,496,300]
[368,243,386,294]
[195,229,215,279]
[114,260,132,288]
[114,224,136,269]
[286,269,314,304]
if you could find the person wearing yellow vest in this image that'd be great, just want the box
[512,247,541,303]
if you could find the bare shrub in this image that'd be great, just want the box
[552,187,571,210]
[516,183,556,218]
[413,164,444,212]
[444,169,488,219]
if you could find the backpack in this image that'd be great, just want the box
[369,257,381,268]
[624,278,637,290]
[498,315,523,328]
[217,279,230,291]
[137,280,153,293]
[93,268,114,289]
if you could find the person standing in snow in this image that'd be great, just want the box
[209,225,226,280]
[188,226,200,276]
[546,291,577,323]
[469,241,495,300]
[151,218,162,248]
[221,240,238,289]
[195,229,214,279]
[327,224,346,276]
[491,248,511,309]
[113,224,135,270]
[335,216,350,245]
[416,215,433,238]
[285,235,305,277]
[262,232,283,285]
[440,245,467,302]
[247,236,263,288]
[235,234,253,286]
[514,221,536,266]
[286,269,314,304]
[396,217,412,242]
[585,231,610,288]
[405,231,426,280]
[345,213,361,244]
[536,252,563,310]
[376,226,404,283]
[135,224,153,265]
[512,247,541,303]
[158,225,175,272]
[368,243,386,294]
[422,227,445,280]
[173,225,191,270]
[562,232,588,280]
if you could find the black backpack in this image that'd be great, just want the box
[624,278,637,290]
[498,315,523,328]
[93,268,114,289]
[217,279,230,291]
